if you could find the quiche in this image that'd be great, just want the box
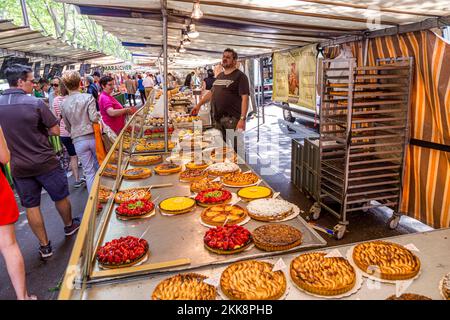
[129,155,163,166]
[237,186,273,202]
[352,241,421,280]
[386,293,432,300]
[179,169,207,182]
[159,197,196,215]
[204,225,252,254]
[152,273,217,300]
[114,188,152,204]
[103,164,118,178]
[220,260,287,300]
[290,252,356,296]
[206,162,240,176]
[222,172,259,187]
[98,186,112,203]
[123,167,153,180]
[201,204,248,226]
[246,198,293,221]
[96,236,149,269]
[115,199,155,219]
[253,224,302,251]
[190,178,223,193]
[154,163,182,175]
[195,188,232,207]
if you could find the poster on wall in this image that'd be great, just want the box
[272,45,317,110]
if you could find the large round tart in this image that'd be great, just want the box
[290,252,356,296]
[206,162,240,176]
[352,240,421,280]
[204,225,252,255]
[98,186,112,203]
[253,224,302,251]
[237,186,272,201]
[220,260,286,300]
[159,197,196,215]
[179,168,207,182]
[114,188,151,204]
[123,167,152,180]
[115,199,155,219]
[190,178,223,193]
[246,198,293,221]
[129,155,163,166]
[222,172,259,187]
[152,273,217,300]
[195,188,232,207]
[154,163,182,175]
[186,161,210,170]
[201,204,248,226]
[96,236,149,269]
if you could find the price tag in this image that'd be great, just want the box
[256,180,262,186]
[272,192,281,199]
[395,279,414,297]
[230,197,241,206]
[212,176,221,182]
[272,258,287,272]
[243,170,252,174]
[203,274,220,287]
[324,249,343,258]
[404,243,420,252]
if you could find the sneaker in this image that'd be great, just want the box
[73,180,84,188]
[80,176,86,182]
[39,241,53,259]
[64,217,81,236]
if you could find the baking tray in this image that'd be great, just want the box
[88,154,327,283]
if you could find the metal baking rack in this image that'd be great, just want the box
[313,57,414,239]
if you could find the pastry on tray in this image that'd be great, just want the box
[97,202,103,213]
[102,164,118,178]
[154,163,182,175]
[115,199,155,219]
[123,167,153,180]
[220,260,287,300]
[201,204,248,226]
[185,160,210,170]
[210,147,237,163]
[290,252,356,296]
[129,155,163,166]
[114,188,152,204]
[352,240,421,280]
[386,293,432,300]
[206,162,240,176]
[253,224,302,251]
[204,225,252,254]
[159,196,196,215]
[442,272,450,300]
[246,198,294,221]
[152,273,217,300]
[195,188,232,207]
[222,172,259,187]
[190,178,223,193]
[237,186,273,202]
[98,186,112,203]
[96,236,149,269]
[179,168,207,182]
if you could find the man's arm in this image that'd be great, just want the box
[191,91,212,115]
[48,124,60,136]
[235,95,249,131]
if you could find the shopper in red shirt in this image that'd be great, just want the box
[0,127,36,300]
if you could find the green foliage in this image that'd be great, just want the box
[0,0,131,61]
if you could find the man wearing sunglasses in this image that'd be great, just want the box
[0,64,79,260]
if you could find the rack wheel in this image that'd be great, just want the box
[388,215,401,230]
[362,202,371,213]
[309,203,321,220]
[333,224,346,240]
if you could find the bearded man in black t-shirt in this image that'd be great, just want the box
[191,48,250,150]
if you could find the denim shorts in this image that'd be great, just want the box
[13,166,70,208]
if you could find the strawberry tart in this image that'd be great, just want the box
[96,236,149,268]
[204,225,252,254]
[195,188,232,207]
[115,199,155,219]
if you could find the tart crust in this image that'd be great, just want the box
[352,240,421,281]
[123,168,152,180]
[253,224,302,251]
[220,260,286,300]
[152,273,217,300]
[290,252,356,296]
[129,155,163,166]
[159,197,196,215]
[386,293,432,300]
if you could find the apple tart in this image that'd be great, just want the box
[152,273,216,300]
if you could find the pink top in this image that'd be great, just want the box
[52,95,70,137]
[99,91,126,135]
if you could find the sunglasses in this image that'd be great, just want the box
[51,83,59,87]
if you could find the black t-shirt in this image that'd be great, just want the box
[203,77,216,90]
[211,69,250,120]
[0,89,59,178]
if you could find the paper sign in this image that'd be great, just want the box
[404,243,420,252]
[396,279,414,297]
[229,197,241,206]
[243,170,252,174]
[212,177,221,182]
[272,258,287,272]
[324,249,343,258]
[272,192,281,199]
[203,274,220,287]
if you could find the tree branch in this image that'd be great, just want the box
[28,5,47,33]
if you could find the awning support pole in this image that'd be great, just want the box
[20,0,30,27]
[161,0,168,153]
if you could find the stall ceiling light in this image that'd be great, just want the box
[191,1,203,20]
[187,24,199,39]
